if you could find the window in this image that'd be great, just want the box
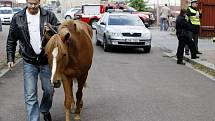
[108,15,144,26]
[0,9,12,14]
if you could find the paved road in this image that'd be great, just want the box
[1,14,215,121]
[1,32,215,120]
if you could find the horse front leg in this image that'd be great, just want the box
[62,79,74,121]
[75,73,88,120]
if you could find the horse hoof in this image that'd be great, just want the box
[53,80,61,88]
[74,114,80,121]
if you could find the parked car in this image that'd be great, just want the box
[64,7,81,19]
[12,7,22,14]
[0,7,13,24]
[95,12,151,52]
[123,6,155,27]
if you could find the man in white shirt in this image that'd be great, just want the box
[160,4,171,31]
[6,0,59,120]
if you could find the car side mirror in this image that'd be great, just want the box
[100,22,106,25]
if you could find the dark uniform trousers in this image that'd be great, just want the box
[176,31,197,61]
[185,31,199,53]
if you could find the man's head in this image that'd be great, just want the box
[26,0,40,15]
[179,9,187,16]
[191,0,198,8]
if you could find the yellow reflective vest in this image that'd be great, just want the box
[188,7,200,25]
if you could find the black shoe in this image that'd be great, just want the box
[43,112,52,121]
[196,51,202,54]
[177,61,185,65]
[191,56,199,59]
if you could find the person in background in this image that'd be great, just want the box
[160,3,171,31]
[6,0,59,120]
[176,9,199,65]
[185,0,202,55]
[0,18,2,32]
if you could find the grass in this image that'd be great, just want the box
[193,64,215,77]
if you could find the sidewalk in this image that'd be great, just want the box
[151,26,215,78]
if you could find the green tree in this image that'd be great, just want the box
[128,0,147,11]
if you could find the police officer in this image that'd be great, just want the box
[176,9,199,65]
[185,0,202,55]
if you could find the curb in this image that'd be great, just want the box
[164,51,215,79]
[0,58,22,78]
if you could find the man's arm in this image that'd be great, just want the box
[49,12,60,31]
[6,15,18,66]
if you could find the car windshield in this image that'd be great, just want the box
[0,9,12,14]
[108,15,144,26]
[71,8,80,12]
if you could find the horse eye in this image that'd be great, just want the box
[63,54,66,56]
[48,31,55,36]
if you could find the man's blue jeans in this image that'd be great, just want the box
[160,17,168,31]
[23,61,53,121]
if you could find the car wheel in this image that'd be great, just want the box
[103,36,111,52]
[65,15,71,19]
[95,31,101,46]
[143,46,151,53]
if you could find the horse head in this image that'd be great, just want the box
[45,31,71,83]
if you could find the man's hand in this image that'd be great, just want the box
[199,9,202,14]
[8,62,14,70]
[44,23,51,32]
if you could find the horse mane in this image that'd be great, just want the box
[58,20,93,39]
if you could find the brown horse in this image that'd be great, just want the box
[45,20,93,121]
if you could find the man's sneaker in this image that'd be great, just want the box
[43,112,52,121]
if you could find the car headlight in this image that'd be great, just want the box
[142,32,151,40]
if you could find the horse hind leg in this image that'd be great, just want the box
[74,73,88,120]
[62,79,74,121]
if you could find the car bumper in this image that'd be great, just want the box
[107,38,151,48]
[1,19,11,24]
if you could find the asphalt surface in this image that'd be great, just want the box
[1,39,215,121]
[1,13,215,120]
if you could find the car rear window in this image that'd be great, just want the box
[108,15,144,26]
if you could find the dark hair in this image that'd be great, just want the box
[179,9,187,16]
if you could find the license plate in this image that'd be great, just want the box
[126,39,139,42]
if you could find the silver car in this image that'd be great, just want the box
[95,13,152,52]
[0,7,13,24]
